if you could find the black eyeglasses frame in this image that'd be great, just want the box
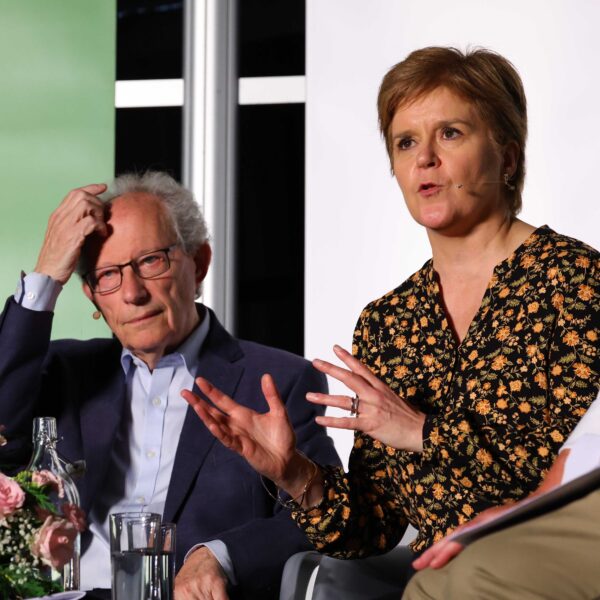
[84,244,178,295]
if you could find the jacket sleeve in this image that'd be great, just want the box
[0,297,55,469]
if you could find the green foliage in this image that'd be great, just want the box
[0,563,61,599]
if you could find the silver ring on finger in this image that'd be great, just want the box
[350,395,360,417]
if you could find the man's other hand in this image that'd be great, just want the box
[174,546,229,600]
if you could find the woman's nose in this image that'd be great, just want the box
[416,142,440,168]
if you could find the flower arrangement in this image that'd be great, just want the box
[0,469,86,599]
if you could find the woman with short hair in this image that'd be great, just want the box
[184,46,600,561]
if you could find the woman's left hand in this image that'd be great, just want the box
[308,345,426,452]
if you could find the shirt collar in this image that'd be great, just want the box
[120,305,211,375]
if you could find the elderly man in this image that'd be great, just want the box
[0,172,339,599]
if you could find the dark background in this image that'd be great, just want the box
[116,0,306,355]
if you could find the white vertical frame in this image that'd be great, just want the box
[183,0,238,329]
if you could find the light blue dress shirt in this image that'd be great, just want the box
[16,273,236,590]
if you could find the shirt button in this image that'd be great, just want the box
[26,292,36,300]
[152,397,161,407]
[136,496,145,504]
[146,450,156,459]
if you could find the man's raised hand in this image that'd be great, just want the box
[34,183,108,284]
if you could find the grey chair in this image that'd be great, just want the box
[279,546,416,600]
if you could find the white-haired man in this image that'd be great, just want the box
[0,172,340,599]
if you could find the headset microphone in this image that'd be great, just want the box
[453,180,508,190]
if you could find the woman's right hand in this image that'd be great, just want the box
[182,374,319,498]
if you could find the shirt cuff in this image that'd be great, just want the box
[184,539,237,586]
[14,272,62,312]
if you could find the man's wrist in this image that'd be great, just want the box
[15,272,62,312]
[186,540,236,585]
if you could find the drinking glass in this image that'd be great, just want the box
[157,523,176,600]
[110,512,161,600]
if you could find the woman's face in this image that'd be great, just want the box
[390,86,516,235]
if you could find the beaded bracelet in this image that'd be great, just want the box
[260,453,320,510]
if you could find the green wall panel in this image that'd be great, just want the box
[0,0,115,339]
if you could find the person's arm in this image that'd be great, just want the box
[185,369,409,565]
[0,185,107,463]
[179,363,340,598]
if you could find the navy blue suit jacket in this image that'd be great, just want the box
[0,298,340,598]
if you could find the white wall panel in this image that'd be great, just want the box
[306,0,600,467]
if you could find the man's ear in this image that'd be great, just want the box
[194,242,212,288]
[82,280,94,303]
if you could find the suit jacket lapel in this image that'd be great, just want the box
[163,308,244,523]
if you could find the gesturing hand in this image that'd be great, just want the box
[412,538,465,571]
[182,374,299,485]
[308,345,426,452]
[35,183,108,284]
[174,546,229,600]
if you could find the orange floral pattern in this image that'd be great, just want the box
[293,227,600,557]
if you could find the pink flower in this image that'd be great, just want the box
[0,473,25,517]
[32,470,64,498]
[61,502,86,533]
[31,516,77,570]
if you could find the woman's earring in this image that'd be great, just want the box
[503,173,516,191]
[92,310,102,320]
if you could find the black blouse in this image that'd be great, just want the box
[293,226,600,556]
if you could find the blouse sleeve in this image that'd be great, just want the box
[291,310,410,559]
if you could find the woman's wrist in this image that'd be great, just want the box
[276,451,324,508]
[408,411,426,452]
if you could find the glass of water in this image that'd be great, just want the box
[110,512,162,600]
[158,523,176,600]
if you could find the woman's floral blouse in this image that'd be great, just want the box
[293,226,600,557]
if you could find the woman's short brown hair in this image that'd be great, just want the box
[378,46,527,216]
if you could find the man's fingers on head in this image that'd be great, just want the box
[80,215,107,237]
[64,184,105,205]
[78,182,107,194]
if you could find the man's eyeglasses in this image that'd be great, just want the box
[85,245,177,294]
